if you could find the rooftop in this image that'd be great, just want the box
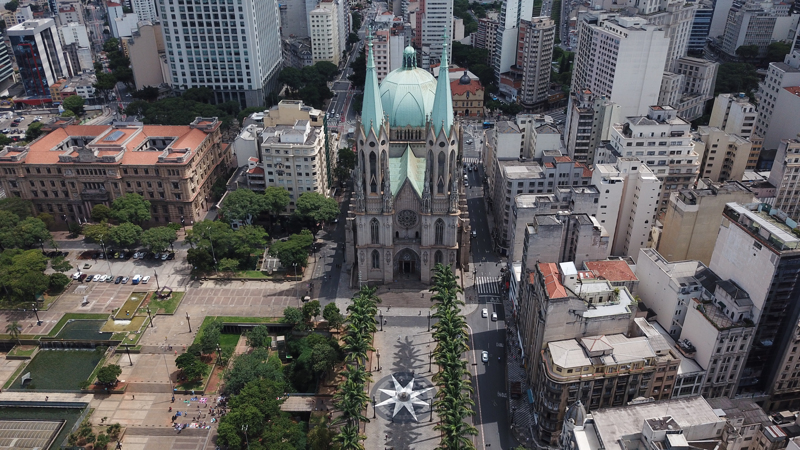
[724,203,800,250]
[584,260,638,282]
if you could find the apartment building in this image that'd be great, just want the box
[696,127,752,182]
[493,0,534,81]
[755,52,800,148]
[415,0,453,68]
[572,12,669,117]
[50,73,97,102]
[660,56,718,121]
[127,21,170,91]
[498,16,555,109]
[767,139,800,222]
[710,202,800,407]
[707,397,773,450]
[658,180,754,264]
[57,3,85,26]
[607,106,703,213]
[592,158,661,261]
[160,0,282,107]
[309,1,341,66]
[564,90,620,164]
[374,25,406,83]
[710,93,758,139]
[763,86,800,151]
[8,19,69,99]
[521,214,609,270]
[0,118,230,225]
[473,15,498,64]
[720,0,797,58]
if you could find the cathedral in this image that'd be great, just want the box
[344,35,470,285]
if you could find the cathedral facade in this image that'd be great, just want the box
[345,37,470,285]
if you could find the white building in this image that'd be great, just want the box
[607,106,704,213]
[107,2,139,38]
[720,0,799,57]
[57,3,85,26]
[709,93,758,139]
[161,0,283,107]
[563,90,620,164]
[592,158,660,261]
[59,22,91,48]
[310,0,342,65]
[131,0,158,23]
[417,0,453,68]
[374,26,405,83]
[755,51,800,149]
[572,12,670,117]
[767,139,800,222]
[492,0,533,79]
[763,86,800,151]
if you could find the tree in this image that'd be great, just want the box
[4,1,18,12]
[218,257,239,272]
[106,423,122,439]
[314,61,339,81]
[223,347,283,395]
[50,255,72,273]
[219,188,268,223]
[83,220,112,243]
[348,48,367,88]
[93,72,117,101]
[715,62,759,96]
[0,250,49,303]
[352,11,362,30]
[323,303,344,331]
[110,193,151,224]
[61,110,76,118]
[335,147,356,182]
[175,353,207,381]
[5,321,20,344]
[347,32,360,46]
[96,364,122,386]
[311,342,338,375]
[103,38,120,53]
[294,192,340,224]
[238,106,265,124]
[187,247,214,272]
[282,306,305,330]
[108,222,142,249]
[765,42,792,64]
[131,86,160,101]
[303,299,321,322]
[140,226,177,253]
[269,229,313,269]
[95,433,110,449]
[736,45,760,61]
[91,204,112,222]
[308,424,337,450]
[199,321,222,354]
[49,272,71,292]
[36,213,54,230]
[62,95,85,115]
[25,122,43,141]
[0,198,32,219]
[263,186,290,218]
[246,325,271,348]
[0,217,52,249]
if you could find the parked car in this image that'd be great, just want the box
[92,274,102,282]
[166,253,175,260]
[161,253,169,261]
[121,276,129,284]
[142,275,150,284]
[105,275,113,283]
[131,274,141,285]
[481,351,489,363]
[98,275,107,282]
[10,122,18,127]
[78,274,88,282]
[114,276,123,284]
[72,271,82,280]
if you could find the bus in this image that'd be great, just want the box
[482,121,494,129]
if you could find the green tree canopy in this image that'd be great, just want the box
[110,193,151,224]
[175,352,207,381]
[4,1,18,12]
[263,186,290,217]
[48,272,71,292]
[50,255,72,273]
[218,257,239,272]
[108,222,142,249]
[282,306,305,329]
[736,44,760,61]
[0,198,31,219]
[269,229,313,269]
[302,299,321,322]
[131,86,160,101]
[765,42,792,64]
[91,204,112,222]
[715,62,759,96]
[93,73,117,100]
[219,188,268,223]
[0,217,52,249]
[83,220,112,243]
[25,122,43,141]
[0,249,50,303]
[294,192,339,224]
[140,226,177,253]
[96,364,122,386]
[323,302,344,331]
[246,325,271,348]
[62,95,85,115]
[199,321,222,354]
[223,347,283,395]
[103,38,120,53]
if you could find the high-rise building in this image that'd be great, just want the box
[646,0,697,70]
[131,0,158,23]
[709,93,758,139]
[279,0,317,38]
[521,214,610,269]
[657,180,754,264]
[415,0,453,68]
[8,19,69,99]
[309,0,342,65]
[374,25,406,83]
[592,158,661,260]
[498,17,555,109]
[696,126,752,182]
[126,21,170,90]
[57,2,85,26]
[755,51,800,148]
[161,0,282,108]
[688,1,713,52]
[606,106,704,214]
[493,0,534,81]
[709,202,800,408]
[473,15,498,64]
[767,139,800,222]
[563,90,620,164]
[572,12,670,117]
[709,0,740,41]
[0,33,14,92]
[762,86,800,151]
[720,0,797,58]
[106,2,139,38]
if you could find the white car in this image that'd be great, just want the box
[491,312,498,322]
[92,274,102,282]
[72,271,82,280]
[142,275,151,284]
[98,275,107,282]
[481,351,489,363]
[481,308,488,318]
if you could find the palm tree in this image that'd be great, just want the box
[333,422,366,450]
[5,321,20,345]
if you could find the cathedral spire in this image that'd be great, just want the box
[361,28,384,137]
[430,31,454,137]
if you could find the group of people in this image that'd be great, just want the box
[170,395,229,432]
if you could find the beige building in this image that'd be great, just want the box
[126,21,170,90]
[450,71,484,118]
[0,118,231,226]
[242,99,324,128]
[696,126,752,182]
[309,0,342,65]
[710,93,758,139]
[658,180,754,265]
[768,139,800,225]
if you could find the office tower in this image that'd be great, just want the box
[415,0,453,68]
[646,0,697,70]
[709,93,757,138]
[767,139,800,222]
[572,12,669,117]
[667,56,718,120]
[493,0,533,81]
[132,0,158,23]
[279,0,316,38]
[8,19,69,99]
[127,22,170,90]
[720,0,797,58]
[592,158,661,261]
[502,17,555,110]
[607,106,703,214]
[310,0,342,65]
[689,1,713,52]
[0,33,14,92]
[762,86,800,151]
[709,0,739,40]
[563,90,620,164]
[709,203,800,410]
[755,51,800,149]
[161,0,283,107]
[658,180,754,264]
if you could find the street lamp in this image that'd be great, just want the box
[512,406,517,425]
[146,307,153,328]
[427,310,431,332]
[186,313,192,332]
[293,263,298,299]
[428,350,432,373]
[32,303,41,325]
[99,239,112,277]
[38,239,44,252]
[216,344,222,366]
[377,349,381,371]
[180,216,186,232]
[372,396,376,418]
[153,270,160,291]
[429,397,433,422]
[379,310,383,331]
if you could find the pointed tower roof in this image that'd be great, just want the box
[361,29,384,137]
[430,32,454,137]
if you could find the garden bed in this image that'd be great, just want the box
[142,291,184,314]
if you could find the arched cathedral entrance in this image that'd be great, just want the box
[394,248,420,280]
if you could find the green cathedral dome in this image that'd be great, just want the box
[379,46,436,129]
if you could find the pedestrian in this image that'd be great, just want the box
[45,396,48,401]
[132,395,135,400]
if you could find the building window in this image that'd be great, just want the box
[435,250,443,265]
[370,218,379,244]
[435,219,444,246]
[372,250,380,269]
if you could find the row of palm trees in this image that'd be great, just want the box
[332,285,381,450]
[430,263,479,449]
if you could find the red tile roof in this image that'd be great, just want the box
[584,260,638,282]
[248,166,264,175]
[784,86,800,96]
[537,263,568,299]
[554,156,572,163]
[450,79,483,96]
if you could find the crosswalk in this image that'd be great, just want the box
[476,276,502,296]
[463,157,480,165]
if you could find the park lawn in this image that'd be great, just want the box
[192,316,281,347]
[46,313,109,337]
[113,292,148,320]
[144,291,185,314]
[7,345,37,357]
[219,333,240,350]
[235,270,269,278]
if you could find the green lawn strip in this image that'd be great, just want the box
[85,355,109,385]
[46,313,110,337]
[143,291,185,315]
[235,270,269,278]
[219,333,240,350]
[3,361,30,389]
[8,345,37,357]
